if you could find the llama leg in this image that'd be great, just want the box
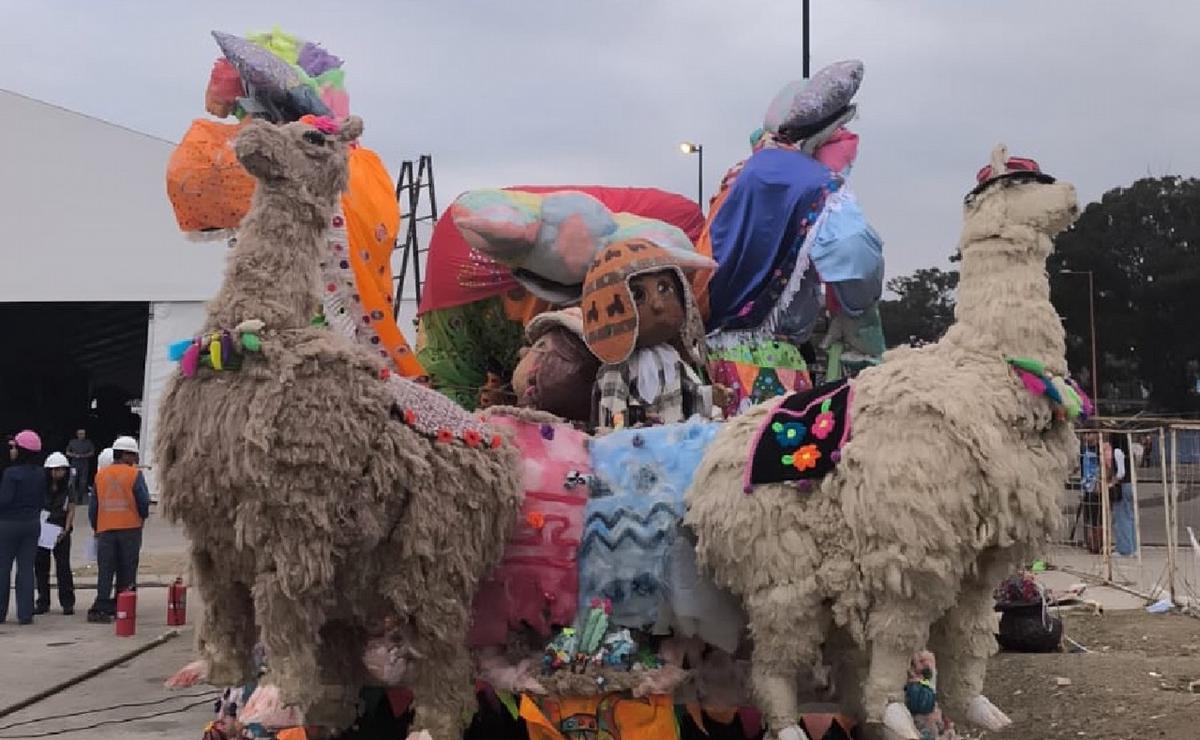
[928,553,1014,730]
[253,581,355,731]
[404,643,474,740]
[860,603,927,740]
[192,547,256,686]
[745,583,829,740]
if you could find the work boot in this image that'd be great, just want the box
[87,610,113,624]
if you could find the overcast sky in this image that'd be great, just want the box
[3,0,1198,284]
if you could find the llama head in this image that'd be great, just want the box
[962,144,1079,257]
[235,115,363,207]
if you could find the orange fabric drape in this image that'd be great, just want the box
[520,693,678,740]
[166,124,424,377]
[341,148,424,377]
[166,119,255,233]
[691,188,728,323]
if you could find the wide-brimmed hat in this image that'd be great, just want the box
[526,307,586,344]
[580,239,715,365]
[967,147,1056,201]
[763,60,864,138]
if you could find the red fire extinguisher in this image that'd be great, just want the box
[167,577,187,626]
[115,590,137,637]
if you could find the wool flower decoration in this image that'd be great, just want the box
[812,412,835,440]
[772,421,807,450]
[463,429,483,448]
[782,444,822,472]
[526,511,546,530]
[435,429,454,444]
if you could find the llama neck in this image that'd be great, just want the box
[207,187,334,331]
[946,234,1067,372]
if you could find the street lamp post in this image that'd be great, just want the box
[802,0,811,78]
[1060,269,1099,406]
[679,142,703,209]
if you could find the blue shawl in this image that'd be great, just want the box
[706,148,839,332]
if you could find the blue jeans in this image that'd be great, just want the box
[0,518,40,623]
[1113,483,1137,556]
[90,528,143,615]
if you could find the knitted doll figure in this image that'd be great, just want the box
[581,239,716,429]
[511,307,600,424]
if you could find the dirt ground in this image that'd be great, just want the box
[982,609,1200,739]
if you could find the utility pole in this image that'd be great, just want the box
[802,0,811,78]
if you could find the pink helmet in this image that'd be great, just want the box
[14,430,41,452]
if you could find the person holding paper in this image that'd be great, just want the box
[35,452,76,615]
[0,430,46,625]
[86,436,150,623]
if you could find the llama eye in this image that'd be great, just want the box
[302,131,327,145]
[631,286,646,302]
[657,280,672,294]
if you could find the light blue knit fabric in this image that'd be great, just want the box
[579,419,720,628]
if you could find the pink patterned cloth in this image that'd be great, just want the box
[467,417,591,647]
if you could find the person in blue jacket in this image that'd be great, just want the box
[0,430,47,625]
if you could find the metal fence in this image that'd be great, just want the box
[1053,422,1200,611]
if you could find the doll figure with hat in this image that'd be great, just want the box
[449,188,719,429]
[583,239,717,429]
[702,59,886,416]
[509,307,600,425]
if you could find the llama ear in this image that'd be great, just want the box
[990,144,1009,178]
[235,119,285,181]
[338,116,364,142]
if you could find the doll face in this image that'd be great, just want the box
[513,328,599,422]
[629,270,686,349]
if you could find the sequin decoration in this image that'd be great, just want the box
[385,374,499,448]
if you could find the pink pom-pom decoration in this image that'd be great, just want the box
[181,342,201,377]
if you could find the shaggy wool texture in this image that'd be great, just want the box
[156,116,523,739]
[686,145,1080,740]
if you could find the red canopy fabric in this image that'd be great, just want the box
[418,185,704,315]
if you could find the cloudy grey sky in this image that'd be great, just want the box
[3,0,1198,282]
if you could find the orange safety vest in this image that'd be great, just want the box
[94,464,143,533]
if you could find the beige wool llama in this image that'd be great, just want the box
[686,145,1080,740]
[155,116,523,738]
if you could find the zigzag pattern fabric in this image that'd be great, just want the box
[579,419,720,628]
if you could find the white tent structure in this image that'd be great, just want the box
[1,89,226,489]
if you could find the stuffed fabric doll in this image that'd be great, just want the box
[581,240,717,429]
[510,307,599,424]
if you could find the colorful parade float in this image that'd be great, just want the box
[161,31,1091,740]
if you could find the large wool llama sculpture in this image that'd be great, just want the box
[687,145,1081,740]
[155,116,523,738]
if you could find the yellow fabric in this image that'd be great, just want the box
[341,148,425,378]
[94,465,142,533]
[519,693,678,740]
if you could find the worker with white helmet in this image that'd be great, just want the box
[36,453,77,615]
[86,436,151,623]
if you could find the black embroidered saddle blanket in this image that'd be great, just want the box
[745,379,853,491]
